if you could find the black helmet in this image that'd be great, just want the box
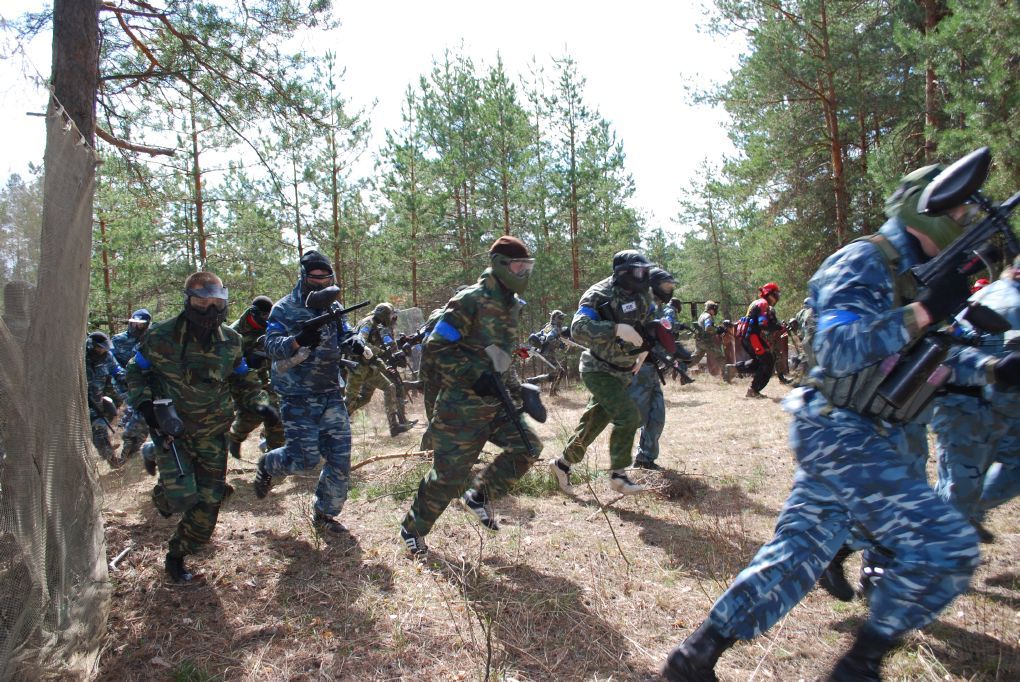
[648,267,676,302]
[86,331,111,355]
[299,250,334,294]
[612,250,653,293]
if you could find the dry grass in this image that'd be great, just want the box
[96,372,1019,681]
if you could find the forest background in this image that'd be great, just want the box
[1,0,1018,335]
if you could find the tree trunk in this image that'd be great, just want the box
[98,217,114,333]
[188,98,207,267]
[291,153,303,259]
[329,130,343,300]
[410,149,419,308]
[568,123,580,290]
[819,1,848,247]
[919,0,946,162]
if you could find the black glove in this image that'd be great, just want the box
[294,325,322,348]
[136,400,159,430]
[254,404,281,427]
[916,267,970,324]
[471,372,500,398]
[342,336,366,357]
[993,351,1020,387]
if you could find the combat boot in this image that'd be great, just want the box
[663,620,736,682]
[827,626,899,681]
[253,455,274,499]
[312,510,347,536]
[745,387,765,399]
[165,554,193,583]
[400,527,428,557]
[388,412,416,437]
[549,458,572,493]
[228,438,242,459]
[818,545,856,602]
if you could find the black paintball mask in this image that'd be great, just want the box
[299,250,335,298]
[86,331,112,359]
[648,267,676,304]
[248,296,273,329]
[612,250,653,294]
[183,282,229,332]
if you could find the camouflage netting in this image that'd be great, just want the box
[0,96,110,677]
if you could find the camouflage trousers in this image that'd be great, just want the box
[262,390,352,517]
[228,389,285,451]
[689,340,723,376]
[150,432,229,558]
[403,387,542,537]
[346,364,399,416]
[562,371,641,471]
[707,393,979,641]
[628,362,664,464]
[419,372,441,451]
[120,408,150,457]
[933,392,1020,519]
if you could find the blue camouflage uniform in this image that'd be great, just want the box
[933,272,1020,524]
[702,218,983,643]
[111,326,150,453]
[86,343,127,459]
[261,280,353,518]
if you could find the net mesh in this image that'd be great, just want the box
[0,97,110,677]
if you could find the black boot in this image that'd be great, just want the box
[228,438,242,459]
[827,626,899,681]
[253,455,274,499]
[818,545,856,602]
[165,554,193,583]
[663,620,736,682]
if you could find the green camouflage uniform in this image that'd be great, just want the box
[562,276,653,471]
[418,306,446,451]
[227,311,285,450]
[402,270,542,537]
[345,313,403,426]
[126,313,269,558]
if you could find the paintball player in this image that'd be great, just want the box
[628,267,676,470]
[689,300,727,380]
[227,296,285,458]
[548,249,654,495]
[663,160,1020,681]
[408,304,447,451]
[527,310,569,395]
[111,309,152,461]
[254,250,365,536]
[728,282,783,398]
[400,236,543,556]
[345,302,417,436]
[931,255,1020,544]
[85,331,127,466]
[126,272,275,582]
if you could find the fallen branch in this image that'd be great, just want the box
[350,449,431,472]
[108,544,133,571]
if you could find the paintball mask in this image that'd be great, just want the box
[886,164,969,252]
[127,309,152,335]
[86,331,112,358]
[612,250,653,293]
[299,250,335,296]
[648,267,676,303]
[184,281,229,332]
[489,236,534,296]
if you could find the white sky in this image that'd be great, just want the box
[0,1,742,233]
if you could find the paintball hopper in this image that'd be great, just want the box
[484,344,513,373]
[918,147,990,217]
[305,285,341,310]
[153,398,185,438]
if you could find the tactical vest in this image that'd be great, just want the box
[802,234,946,424]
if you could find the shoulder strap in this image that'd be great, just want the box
[857,234,917,305]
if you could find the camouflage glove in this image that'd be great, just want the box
[992,351,1020,387]
[254,404,281,427]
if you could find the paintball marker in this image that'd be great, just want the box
[88,395,118,432]
[870,147,1018,420]
[596,300,686,384]
[482,345,546,459]
[273,287,369,374]
[150,398,187,477]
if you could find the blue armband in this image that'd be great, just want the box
[575,306,598,321]
[432,320,462,342]
[816,310,861,333]
[267,321,287,335]
[233,358,250,376]
[134,350,152,370]
[383,335,393,344]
